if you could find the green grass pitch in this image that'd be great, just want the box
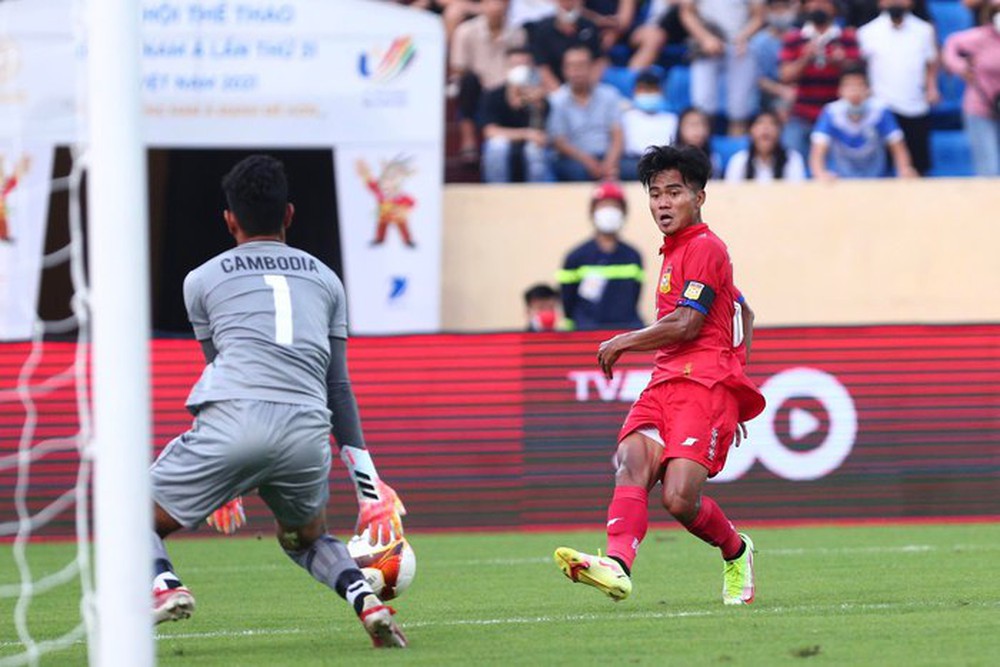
[2,523,998,665]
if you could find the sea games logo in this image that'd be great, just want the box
[568,367,858,482]
[358,36,416,108]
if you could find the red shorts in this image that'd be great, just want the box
[618,379,739,478]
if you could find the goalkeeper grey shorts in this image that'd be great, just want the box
[151,399,331,529]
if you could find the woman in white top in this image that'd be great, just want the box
[724,110,807,182]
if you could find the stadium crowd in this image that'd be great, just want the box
[384,0,1000,180]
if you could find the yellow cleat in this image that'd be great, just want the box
[554,547,632,601]
[723,533,756,605]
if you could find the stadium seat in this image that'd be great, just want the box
[928,2,974,43]
[928,130,975,176]
[664,65,691,112]
[601,66,639,98]
[711,135,749,172]
[608,44,633,68]
[932,70,965,129]
[659,43,689,69]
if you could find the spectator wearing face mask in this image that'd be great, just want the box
[620,70,679,180]
[750,0,800,120]
[857,0,939,176]
[524,283,563,331]
[942,0,1000,176]
[481,48,552,182]
[779,0,862,161]
[809,66,919,179]
[557,182,644,331]
[450,0,527,163]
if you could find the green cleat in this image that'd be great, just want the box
[554,547,632,601]
[723,533,756,605]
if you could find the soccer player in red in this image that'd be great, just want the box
[554,145,766,605]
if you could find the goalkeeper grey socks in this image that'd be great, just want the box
[285,534,373,611]
[152,531,183,591]
[337,570,377,615]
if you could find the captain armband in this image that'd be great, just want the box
[676,280,717,315]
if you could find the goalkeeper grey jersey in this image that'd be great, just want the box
[182,240,346,411]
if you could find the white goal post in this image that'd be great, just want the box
[86,0,154,665]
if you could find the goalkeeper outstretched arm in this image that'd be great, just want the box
[327,336,406,544]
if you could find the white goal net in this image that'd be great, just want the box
[0,0,152,665]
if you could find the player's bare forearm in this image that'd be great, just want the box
[597,308,705,378]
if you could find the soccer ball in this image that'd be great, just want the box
[347,534,416,601]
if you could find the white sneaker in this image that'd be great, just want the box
[359,595,407,648]
[153,586,196,624]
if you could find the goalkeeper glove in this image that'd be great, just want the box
[206,496,246,535]
[340,445,406,545]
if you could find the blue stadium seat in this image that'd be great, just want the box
[928,2,974,43]
[608,44,633,67]
[711,136,750,172]
[659,43,689,69]
[932,70,965,129]
[664,65,691,112]
[928,130,974,176]
[601,66,639,97]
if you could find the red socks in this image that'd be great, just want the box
[605,486,649,570]
[684,495,743,560]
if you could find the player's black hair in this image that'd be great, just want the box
[523,283,558,305]
[746,111,789,181]
[839,63,869,85]
[637,144,712,192]
[221,154,289,236]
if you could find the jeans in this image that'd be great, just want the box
[481,138,550,183]
[964,113,1000,177]
[689,45,757,121]
[553,153,603,182]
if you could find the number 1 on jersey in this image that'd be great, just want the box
[264,274,293,345]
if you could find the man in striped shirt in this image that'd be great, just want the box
[779,0,861,161]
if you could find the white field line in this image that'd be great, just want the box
[2,600,997,649]
[172,543,1000,574]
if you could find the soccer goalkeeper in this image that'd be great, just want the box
[149,155,407,648]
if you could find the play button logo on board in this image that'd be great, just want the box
[789,407,821,440]
[713,367,858,483]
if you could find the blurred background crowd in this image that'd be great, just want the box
[381,0,1000,182]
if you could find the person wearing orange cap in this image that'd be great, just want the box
[556,181,644,330]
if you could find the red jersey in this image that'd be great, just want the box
[649,222,764,422]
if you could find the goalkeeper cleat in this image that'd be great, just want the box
[153,586,196,624]
[723,533,756,606]
[359,595,408,648]
[554,547,632,601]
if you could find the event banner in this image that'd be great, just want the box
[0,143,55,341]
[1,324,997,536]
[334,145,443,334]
[0,0,444,337]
